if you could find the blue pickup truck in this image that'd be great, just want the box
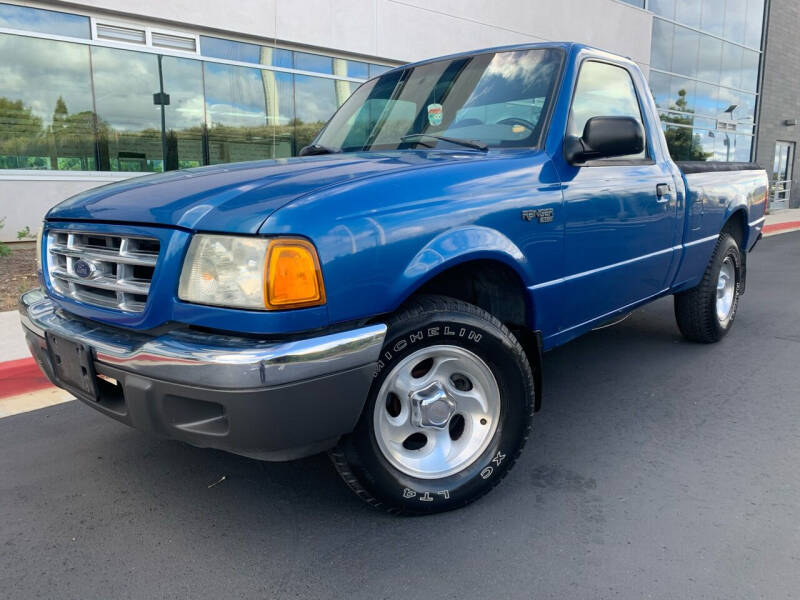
[20,42,768,514]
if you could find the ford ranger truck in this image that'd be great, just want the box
[20,43,768,514]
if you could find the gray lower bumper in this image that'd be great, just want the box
[19,289,386,460]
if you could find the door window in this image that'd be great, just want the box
[771,141,794,209]
[568,61,647,159]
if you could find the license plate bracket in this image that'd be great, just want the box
[46,333,99,401]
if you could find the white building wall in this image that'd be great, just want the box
[54,0,652,65]
[1,0,652,240]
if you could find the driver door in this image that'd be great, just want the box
[558,60,678,331]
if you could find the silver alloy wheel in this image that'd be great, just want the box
[716,256,736,323]
[373,345,501,479]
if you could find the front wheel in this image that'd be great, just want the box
[330,295,535,514]
[674,232,743,343]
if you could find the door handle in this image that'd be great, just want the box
[656,183,671,203]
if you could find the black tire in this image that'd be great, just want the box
[330,295,535,515]
[674,232,742,343]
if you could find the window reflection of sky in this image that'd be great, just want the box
[648,0,764,161]
[0,2,89,38]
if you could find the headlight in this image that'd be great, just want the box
[178,235,325,310]
[35,225,44,273]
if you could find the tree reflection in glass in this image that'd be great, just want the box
[0,34,95,170]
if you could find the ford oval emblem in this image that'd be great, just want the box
[73,259,95,279]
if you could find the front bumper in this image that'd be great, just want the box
[19,289,386,461]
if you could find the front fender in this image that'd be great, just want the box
[388,225,533,309]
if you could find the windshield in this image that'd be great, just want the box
[314,47,563,153]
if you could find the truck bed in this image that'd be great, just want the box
[675,161,763,174]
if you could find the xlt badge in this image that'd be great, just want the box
[522,208,554,223]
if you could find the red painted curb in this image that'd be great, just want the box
[763,221,800,235]
[0,357,53,399]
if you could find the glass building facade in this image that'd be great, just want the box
[0,1,767,172]
[0,3,392,173]
[646,0,765,161]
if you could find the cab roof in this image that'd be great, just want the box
[374,42,635,79]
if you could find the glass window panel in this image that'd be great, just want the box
[0,2,90,38]
[334,79,352,107]
[569,62,644,134]
[268,71,295,158]
[258,46,293,68]
[346,60,369,79]
[772,141,793,181]
[347,81,362,96]
[671,77,696,113]
[715,132,752,162]
[709,130,726,161]
[724,0,747,45]
[693,116,717,129]
[675,0,701,28]
[733,135,752,161]
[695,127,716,160]
[203,62,274,164]
[0,34,95,170]
[658,112,694,127]
[650,19,674,72]
[717,87,741,121]
[294,74,337,150]
[671,26,699,78]
[697,34,722,84]
[740,49,759,92]
[700,0,725,36]
[569,61,646,159]
[92,47,163,172]
[317,49,562,153]
[619,0,645,7]
[694,82,721,116]
[664,124,711,160]
[649,71,672,110]
[720,42,743,90]
[662,110,694,130]
[369,63,391,77]
[649,0,676,19]
[745,0,765,48]
[200,35,260,64]
[736,91,756,124]
[160,56,205,170]
[294,51,333,74]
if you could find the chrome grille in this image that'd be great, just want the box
[46,230,160,313]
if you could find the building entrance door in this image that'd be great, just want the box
[771,141,794,210]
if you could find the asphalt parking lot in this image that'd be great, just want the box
[2,232,799,600]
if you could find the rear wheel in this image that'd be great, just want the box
[674,232,742,343]
[330,295,535,514]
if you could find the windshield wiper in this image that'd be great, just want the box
[298,143,339,156]
[400,134,488,152]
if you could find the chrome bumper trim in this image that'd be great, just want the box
[19,289,386,390]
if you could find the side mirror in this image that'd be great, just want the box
[564,116,644,164]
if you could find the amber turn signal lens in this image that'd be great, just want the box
[265,239,325,309]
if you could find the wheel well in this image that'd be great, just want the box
[722,209,747,249]
[412,260,531,329]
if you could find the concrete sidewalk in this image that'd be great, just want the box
[763,207,800,235]
[765,207,800,225]
[0,309,28,362]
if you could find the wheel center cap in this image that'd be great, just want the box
[409,381,457,429]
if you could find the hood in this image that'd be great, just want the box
[47,151,489,234]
